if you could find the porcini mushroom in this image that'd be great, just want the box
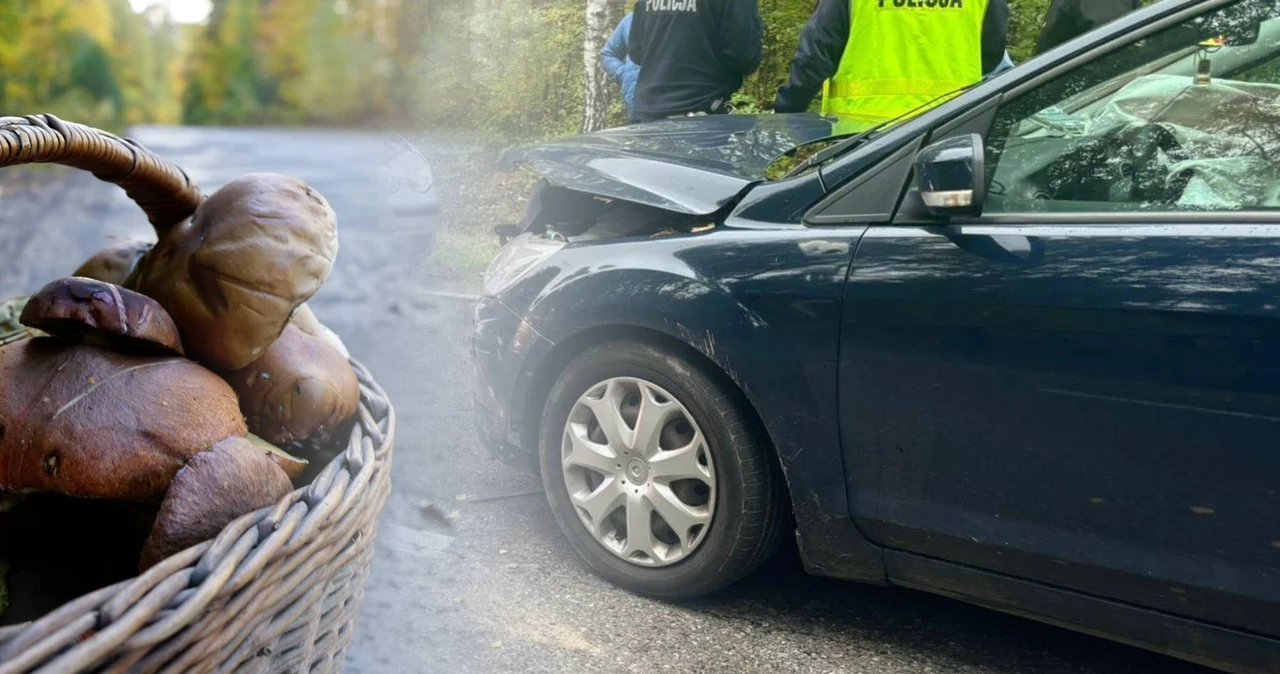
[0,337,246,500]
[72,238,154,286]
[129,172,339,370]
[227,321,359,446]
[290,303,350,359]
[20,277,184,356]
[138,436,293,571]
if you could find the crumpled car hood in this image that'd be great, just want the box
[500,113,837,215]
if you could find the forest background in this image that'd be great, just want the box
[4,0,1068,138]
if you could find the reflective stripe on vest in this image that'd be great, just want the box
[823,0,987,130]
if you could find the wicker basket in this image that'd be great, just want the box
[0,114,395,673]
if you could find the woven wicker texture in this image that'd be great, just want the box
[0,114,203,234]
[0,116,394,673]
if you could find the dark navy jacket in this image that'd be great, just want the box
[1036,0,1143,53]
[628,0,764,121]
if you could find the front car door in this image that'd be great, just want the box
[838,0,1280,638]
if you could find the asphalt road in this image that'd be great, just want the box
[0,126,1218,674]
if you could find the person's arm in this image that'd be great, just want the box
[1035,0,1079,54]
[601,17,629,80]
[774,0,849,113]
[981,0,1010,75]
[717,0,764,77]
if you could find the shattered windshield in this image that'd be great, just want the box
[1017,18,1280,137]
[987,1,1280,213]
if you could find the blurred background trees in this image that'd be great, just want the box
[0,0,185,129]
[182,0,430,125]
[413,0,1062,137]
[0,0,429,130]
[0,0,1066,135]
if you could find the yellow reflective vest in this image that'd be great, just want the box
[822,0,988,133]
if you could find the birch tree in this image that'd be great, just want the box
[581,0,610,133]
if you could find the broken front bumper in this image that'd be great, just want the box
[471,295,543,474]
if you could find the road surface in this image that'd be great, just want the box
[0,126,1216,674]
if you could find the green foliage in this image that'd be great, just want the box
[729,91,766,114]
[0,0,181,131]
[740,0,819,109]
[413,0,590,139]
[1007,0,1052,63]
[182,0,263,124]
[175,0,430,126]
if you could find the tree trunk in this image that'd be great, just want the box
[582,0,611,133]
[390,0,430,124]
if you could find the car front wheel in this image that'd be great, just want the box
[539,340,787,599]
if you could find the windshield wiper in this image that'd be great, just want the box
[782,81,983,180]
[781,120,892,179]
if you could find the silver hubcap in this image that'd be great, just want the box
[560,377,715,567]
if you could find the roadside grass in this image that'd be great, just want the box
[427,224,502,278]
[416,133,541,283]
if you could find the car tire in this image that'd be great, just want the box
[539,339,788,599]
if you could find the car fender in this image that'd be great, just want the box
[511,255,886,583]
[520,265,801,442]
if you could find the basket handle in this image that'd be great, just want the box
[0,114,204,235]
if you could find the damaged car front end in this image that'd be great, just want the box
[472,112,846,473]
[470,106,898,606]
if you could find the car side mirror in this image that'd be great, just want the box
[915,133,985,218]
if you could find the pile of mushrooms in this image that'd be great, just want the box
[0,173,361,576]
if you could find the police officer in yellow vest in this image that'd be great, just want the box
[774,0,1010,133]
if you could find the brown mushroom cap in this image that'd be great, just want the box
[138,436,292,571]
[19,277,184,356]
[72,238,155,286]
[0,338,247,500]
[226,321,359,446]
[130,172,339,371]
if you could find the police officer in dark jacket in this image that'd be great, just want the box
[627,0,764,123]
[1035,0,1142,53]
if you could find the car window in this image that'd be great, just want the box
[983,0,1280,214]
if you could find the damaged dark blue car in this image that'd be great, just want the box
[473,1,1280,672]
